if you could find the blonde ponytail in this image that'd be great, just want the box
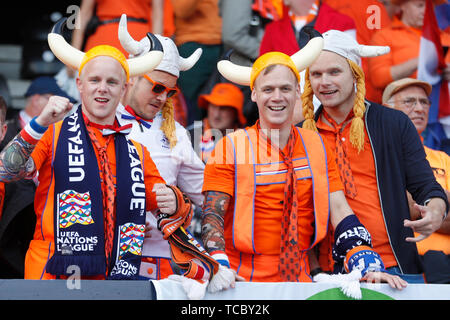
[301,68,318,132]
[348,59,366,153]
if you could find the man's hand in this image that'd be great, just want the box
[362,271,408,290]
[36,96,73,127]
[404,201,445,242]
[153,183,177,215]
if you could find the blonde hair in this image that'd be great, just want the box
[301,58,366,153]
[160,98,177,149]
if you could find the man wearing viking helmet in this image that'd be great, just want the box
[301,30,448,281]
[116,15,205,281]
[0,19,194,280]
[200,29,406,293]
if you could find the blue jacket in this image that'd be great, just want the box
[310,101,448,274]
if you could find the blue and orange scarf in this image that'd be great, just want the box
[46,106,146,279]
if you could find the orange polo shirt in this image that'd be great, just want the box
[316,114,398,268]
[202,125,343,256]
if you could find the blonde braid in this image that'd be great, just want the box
[160,98,177,149]
[301,68,318,132]
[347,59,366,153]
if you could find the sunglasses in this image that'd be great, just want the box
[143,75,178,98]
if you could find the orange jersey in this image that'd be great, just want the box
[25,122,165,279]
[316,114,398,268]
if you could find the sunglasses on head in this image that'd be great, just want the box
[143,74,178,98]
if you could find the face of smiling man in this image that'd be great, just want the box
[251,64,300,130]
[308,50,356,114]
[77,55,128,125]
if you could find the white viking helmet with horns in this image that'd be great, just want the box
[118,14,202,77]
[216,28,324,88]
[47,17,164,78]
[322,29,390,66]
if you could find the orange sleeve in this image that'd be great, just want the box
[30,125,53,171]
[368,30,394,88]
[202,136,235,197]
[142,145,167,211]
[324,139,344,193]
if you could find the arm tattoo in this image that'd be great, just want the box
[201,191,231,253]
[0,133,37,182]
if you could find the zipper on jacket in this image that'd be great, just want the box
[364,102,404,274]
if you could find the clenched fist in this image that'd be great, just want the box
[36,95,73,127]
[153,183,177,215]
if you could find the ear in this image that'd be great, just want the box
[251,88,257,103]
[296,81,301,99]
[75,76,82,93]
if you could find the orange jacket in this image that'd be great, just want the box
[203,124,343,282]
[24,120,165,280]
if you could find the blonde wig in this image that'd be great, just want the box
[160,98,177,149]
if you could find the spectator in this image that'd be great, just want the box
[382,78,450,282]
[201,37,406,290]
[118,21,205,279]
[217,0,274,127]
[368,0,449,103]
[188,82,246,163]
[378,0,401,19]
[0,22,194,280]
[0,76,75,150]
[71,0,167,55]
[301,30,448,282]
[259,0,356,56]
[0,96,36,279]
[171,0,223,126]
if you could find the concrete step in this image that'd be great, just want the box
[0,45,22,80]
[7,79,30,109]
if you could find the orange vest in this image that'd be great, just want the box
[225,127,330,281]
[25,121,149,280]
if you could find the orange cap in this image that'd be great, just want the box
[250,52,300,89]
[79,45,130,81]
[198,83,246,126]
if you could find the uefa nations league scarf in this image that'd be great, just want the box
[46,106,146,279]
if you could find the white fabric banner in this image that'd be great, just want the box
[152,279,450,300]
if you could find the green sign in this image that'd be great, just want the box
[307,288,394,300]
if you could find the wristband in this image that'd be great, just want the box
[30,117,48,134]
[21,117,48,144]
[210,250,230,268]
[344,245,386,276]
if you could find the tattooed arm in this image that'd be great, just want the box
[201,191,232,254]
[0,133,37,182]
